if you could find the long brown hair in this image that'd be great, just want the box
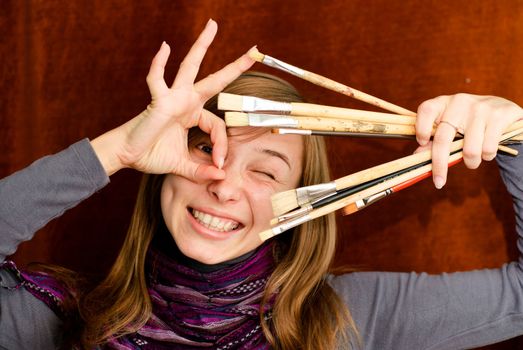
[79,72,357,349]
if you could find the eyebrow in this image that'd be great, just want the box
[259,148,291,169]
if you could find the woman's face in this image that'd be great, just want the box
[161,127,304,264]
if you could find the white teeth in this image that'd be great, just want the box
[191,209,240,232]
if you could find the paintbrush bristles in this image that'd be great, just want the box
[248,47,265,62]
[218,93,244,112]
[271,189,299,217]
[224,112,250,127]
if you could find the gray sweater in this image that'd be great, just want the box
[1,139,523,350]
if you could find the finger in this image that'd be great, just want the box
[181,162,226,183]
[482,107,514,161]
[172,19,218,88]
[416,96,448,146]
[146,42,171,97]
[199,109,228,169]
[431,123,458,189]
[195,47,256,101]
[462,115,486,169]
[413,141,432,154]
[431,95,471,188]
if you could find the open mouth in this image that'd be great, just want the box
[189,208,243,233]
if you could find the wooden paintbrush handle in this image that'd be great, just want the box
[300,70,416,116]
[334,125,523,190]
[312,152,464,220]
[292,116,416,134]
[290,102,417,125]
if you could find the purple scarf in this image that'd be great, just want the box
[4,240,276,349]
[105,242,275,349]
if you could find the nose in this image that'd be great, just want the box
[207,164,243,203]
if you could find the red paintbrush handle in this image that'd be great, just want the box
[341,156,463,216]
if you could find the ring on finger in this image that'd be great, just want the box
[439,120,464,135]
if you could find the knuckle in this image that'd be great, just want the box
[482,143,498,157]
[462,146,481,161]
[482,144,497,161]
[417,99,437,117]
[464,157,481,169]
[482,152,496,161]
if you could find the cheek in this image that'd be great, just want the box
[160,175,192,213]
[245,181,278,223]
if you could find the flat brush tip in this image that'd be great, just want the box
[259,229,274,242]
[224,112,249,127]
[248,46,265,62]
[271,190,299,217]
[218,92,244,112]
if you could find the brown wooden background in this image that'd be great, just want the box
[2,1,523,348]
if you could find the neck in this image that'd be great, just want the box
[151,226,267,273]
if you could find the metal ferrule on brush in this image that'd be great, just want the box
[276,204,313,223]
[296,182,337,206]
[271,214,312,235]
[357,189,393,208]
[262,55,305,78]
[248,113,298,127]
[241,96,293,114]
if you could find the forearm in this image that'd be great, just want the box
[331,145,523,349]
[0,139,109,261]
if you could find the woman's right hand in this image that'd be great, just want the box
[91,19,254,181]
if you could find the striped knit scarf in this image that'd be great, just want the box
[105,242,275,349]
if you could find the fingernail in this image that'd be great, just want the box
[217,157,224,170]
[206,18,214,27]
[434,176,445,189]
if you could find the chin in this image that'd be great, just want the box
[177,241,232,265]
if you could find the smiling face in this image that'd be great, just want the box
[160,127,304,264]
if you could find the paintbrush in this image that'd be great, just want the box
[341,157,463,215]
[270,125,523,217]
[248,48,416,117]
[220,94,520,152]
[271,155,447,225]
[225,112,417,135]
[218,93,416,125]
[259,152,464,241]
[272,128,416,139]
[272,129,519,156]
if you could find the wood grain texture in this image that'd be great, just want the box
[1,1,522,348]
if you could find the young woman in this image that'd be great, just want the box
[2,19,523,349]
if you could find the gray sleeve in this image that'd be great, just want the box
[330,144,523,350]
[0,138,109,262]
[0,139,109,349]
[0,269,63,350]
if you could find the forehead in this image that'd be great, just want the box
[227,127,304,160]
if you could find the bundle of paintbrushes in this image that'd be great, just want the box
[218,93,522,151]
[216,48,523,240]
[259,125,523,241]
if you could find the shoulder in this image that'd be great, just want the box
[0,260,72,319]
[0,261,64,349]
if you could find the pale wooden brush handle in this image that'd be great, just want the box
[290,102,416,125]
[293,117,416,134]
[300,70,417,117]
[333,125,523,190]
[312,152,463,219]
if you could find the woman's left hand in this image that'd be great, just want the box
[415,94,523,189]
